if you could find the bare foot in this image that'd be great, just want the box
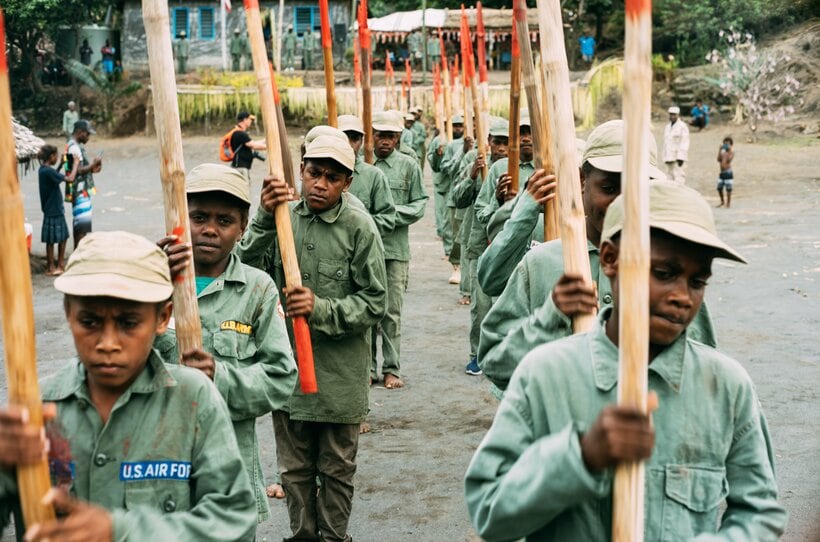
[266,483,285,499]
[45,268,61,276]
[458,295,471,306]
[716,202,724,208]
[359,421,371,434]
[383,374,404,389]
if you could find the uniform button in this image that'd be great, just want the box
[302,272,310,280]
[603,294,613,304]
[335,270,343,278]
[94,453,107,466]
[163,498,177,512]
[306,243,315,250]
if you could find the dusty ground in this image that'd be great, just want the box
[1,122,818,541]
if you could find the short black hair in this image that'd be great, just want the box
[723,136,733,145]
[187,191,250,226]
[344,130,363,142]
[237,111,252,122]
[303,157,353,178]
[38,144,58,162]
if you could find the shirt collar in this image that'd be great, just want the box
[43,350,178,403]
[590,307,687,394]
[293,197,346,223]
[375,150,399,168]
[198,253,247,296]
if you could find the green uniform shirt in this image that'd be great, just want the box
[174,39,189,59]
[153,253,297,522]
[230,36,244,55]
[427,135,448,194]
[349,156,397,239]
[427,36,441,56]
[284,32,297,51]
[441,139,467,208]
[466,309,786,541]
[400,129,418,160]
[452,149,499,258]
[373,150,428,261]
[0,352,257,540]
[236,198,387,424]
[478,239,718,391]
[63,110,79,136]
[411,121,427,156]
[303,31,317,51]
[474,157,536,227]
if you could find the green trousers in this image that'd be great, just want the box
[304,50,313,69]
[232,55,241,71]
[434,190,450,252]
[284,48,295,69]
[447,207,461,266]
[371,259,409,378]
[467,257,492,357]
[177,57,187,74]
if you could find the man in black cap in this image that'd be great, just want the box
[230,112,267,181]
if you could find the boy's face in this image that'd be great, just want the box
[452,123,465,139]
[581,165,621,242]
[65,296,172,393]
[519,126,533,161]
[345,131,363,155]
[374,131,399,159]
[601,231,713,352]
[188,194,247,277]
[488,136,509,162]
[300,158,352,212]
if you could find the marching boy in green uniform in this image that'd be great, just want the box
[0,231,256,541]
[371,110,428,389]
[237,136,387,542]
[427,114,465,259]
[465,182,787,541]
[154,164,298,524]
[478,120,717,391]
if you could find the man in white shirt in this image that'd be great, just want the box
[663,105,690,183]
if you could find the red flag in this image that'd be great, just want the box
[460,5,475,80]
[222,0,232,12]
[353,39,362,85]
[476,2,488,83]
[405,58,412,88]
[385,52,394,77]
[439,29,447,70]
[358,0,371,51]
[511,8,520,59]
[319,0,332,48]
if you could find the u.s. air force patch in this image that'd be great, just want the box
[220,320,252,335]
[120,461,191,481]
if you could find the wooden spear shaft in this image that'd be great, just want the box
[513,0,558,242]
[245,0,318,393]
[462,14,488,179]
[475,3,491,143]
[142,0,202,355]
[536,0,597,333]
[272,68,296,189]
[360,40,374,163]
[507,17,521,192]
[612,0,652,539]
[353,35,364,118]
[441,36,453,143]
[318,0,338,126]
[0,9,56,527]
[539,64,561,240]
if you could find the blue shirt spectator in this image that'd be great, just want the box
[690,100,710,130]
[579,34,596,63]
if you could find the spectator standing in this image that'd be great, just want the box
[65,120,102,249]
[230,111,267,181]
[230,29,244,71]
[174,31,190,74]
[303,29,317,70]
[79,38,93,66]
[690,98,710,130]
[663,105,690,183]
[578,31,596,64]
[62,101,79,140]
[427,32,440,72]
[283,26,297,72]
[717,136,735,208]
[100,39,116,77]
[38,144,70,275]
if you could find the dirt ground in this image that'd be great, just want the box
[1,121,818,541]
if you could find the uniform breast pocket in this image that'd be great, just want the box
[213,330,258,362]
[388,179,409,205]
[660,465,728,540]
[124,481,191,515]
[316,258,351,298]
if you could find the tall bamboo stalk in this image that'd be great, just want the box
[143,0,203,356]
[319,0,337,126]
[475,3,491,142]
[507,14,521,192]
[353,35,363,118]
[461,5,487,179]
[513,0,558,242]
[358,0,374,163]
[433,64,444,144]
[612,0,652,539]
[536,0,596,333]
[0,9,56,528]
[440,32,453,143]
[244,0,317,393]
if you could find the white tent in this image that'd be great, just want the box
[366,9,447,34]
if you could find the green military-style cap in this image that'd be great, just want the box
[304,134,356,173]
[602,180,746,263]
[582,119,666,179]
[186,163,251,205]
[55,231,174,302]
[451,113,465,125]
[338,114,364,135]
[488,117,510,138]
[305,125,348,146]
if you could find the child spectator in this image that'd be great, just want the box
[38,144,70,275]
[717,136,734,208]
[690,99,710,130]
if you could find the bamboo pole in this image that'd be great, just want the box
[461,5,487,179]
[244,0,317,394]
[318,0,338,127]
[513,0,558,242]
[272,68,295,189]
[612,0,652,539]
[142,0,203,356]
[385,53,395,110]
[440,31,453,143]
[358,0,374,163]
[536,0,597,333]
[0,9,56,527]
[507,15,521,192]
[353,35,363,118]
[540,62,561,240]
[475,3,491,141]
[433,64,445,143]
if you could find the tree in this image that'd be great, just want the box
[707,29,802,141]
[3,0,116,94]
